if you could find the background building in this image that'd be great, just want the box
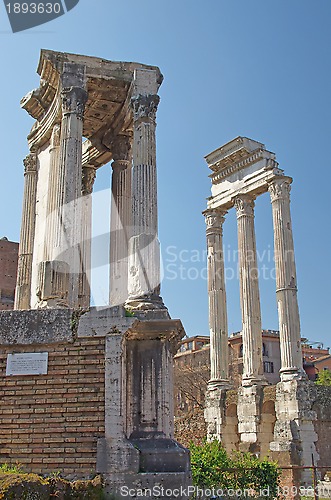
[0,238,18,310]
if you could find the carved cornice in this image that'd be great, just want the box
[234,195,255,218]
[268,177,292,203]
[204,209,227,236]
[82,166,96,195]
[23,153,37,174]
[131,94,160,123]
[61,87,88,119]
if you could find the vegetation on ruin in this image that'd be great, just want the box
[315,369,331,386]
[190,440,280,499]
[0,467,105,500]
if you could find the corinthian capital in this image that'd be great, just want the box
[268,177,292,203]
[131,94,160,123]
[234,194,255,218]
[111,134,132,171]
[23,153,37,174]
[61,87,88,119]
[204,208,227,236]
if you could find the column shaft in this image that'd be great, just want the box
[57,65,87,308]
[268,177,304,380]
[109,135,132,306]
[235,194,266,386]
[15,153,38,310]
[205,209,229,388]
[127,95,163,309]
[79,165,96,308]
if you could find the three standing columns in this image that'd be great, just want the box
[268,177,305,380]
[127,94,164,309]
[205,209,230,389]
[14,153,38,310]
[234,194,266,386]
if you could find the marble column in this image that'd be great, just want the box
[14,153,38,310]
[43,123,61,262]
[109,135,132,307]
[234,194,266,386]
[268,177,305,380]
[79,165,96,308]
[58,63,87,308]
[127,94,164,310]
[205,209,230,389]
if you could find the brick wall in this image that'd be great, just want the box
[0,338,105,479]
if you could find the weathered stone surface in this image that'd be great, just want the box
[0,308,74,344]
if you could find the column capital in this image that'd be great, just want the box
[82,165,96,196]
[61,87,88,119]
[204,208,227,236]
[23,153,37,174]
[111,134,132,172]
[131,94,160,123]
[268,176,292,203]
[234,194,255,218]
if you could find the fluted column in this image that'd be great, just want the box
[205,209,230,389]
[57,64,87,308]
[268,177,305,380]
[43,124,61,261]
[78,165,96,308]
[127,94,164,310]
[15,153,38,310]
[234,194,266,386]
[109,135,132,306]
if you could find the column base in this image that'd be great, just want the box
[280,367,307,382]
[242,375,268,387]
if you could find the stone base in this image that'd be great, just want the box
[237,384,264,453]
[103,471,192,499]
[270,378,319,487]
[204,387,228,442]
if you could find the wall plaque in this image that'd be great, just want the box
[6,352,49,376]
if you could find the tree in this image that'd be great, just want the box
[315,369,331,386]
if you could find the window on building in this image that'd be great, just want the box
[263,361,274,373]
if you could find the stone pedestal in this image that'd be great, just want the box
[96,317,191,498]
[270,379,319,487]
[204,387,227,442]
[237,385,264,453]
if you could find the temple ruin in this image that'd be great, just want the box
[0,50,191,498]
[204,137,319,487]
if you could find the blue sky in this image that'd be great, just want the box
[0,0,330,350]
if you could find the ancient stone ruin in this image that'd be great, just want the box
[0,50,190,498]
[203,137,320,487]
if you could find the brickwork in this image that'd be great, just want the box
[0,240,18,310]
[0,338,105,479]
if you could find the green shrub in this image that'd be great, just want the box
[190,440,280,499]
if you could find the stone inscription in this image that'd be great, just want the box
[6,352,48,376]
